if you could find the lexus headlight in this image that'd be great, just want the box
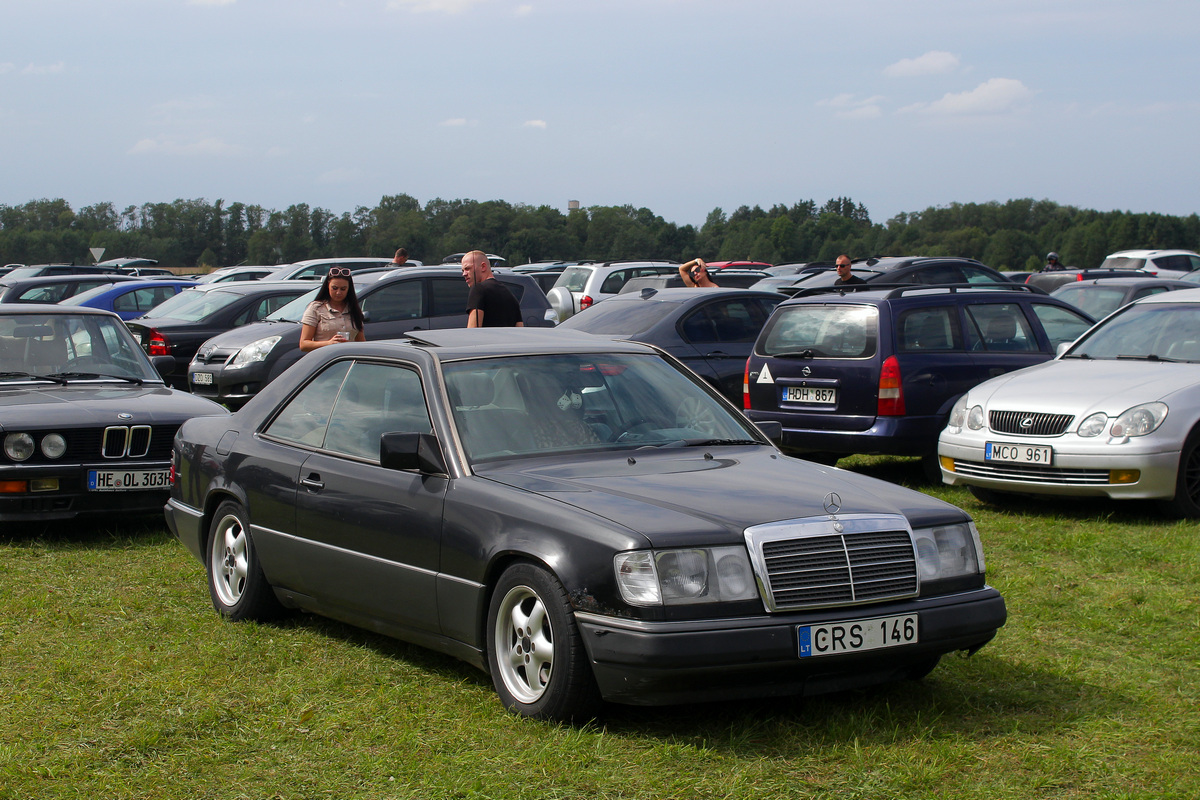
[1110,402,1167,438]
[614,546,759,606]
[227,336,281,369]
[913,523,983,581]
[946,396,985,433]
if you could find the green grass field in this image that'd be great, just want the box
[2,456,1197,799]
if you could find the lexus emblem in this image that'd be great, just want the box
[801,366,812,377]
[1020,417,1034,428]
[823,492,842,515]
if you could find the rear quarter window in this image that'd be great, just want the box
[760,304,878,358]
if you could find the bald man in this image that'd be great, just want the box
[461,250,523,328]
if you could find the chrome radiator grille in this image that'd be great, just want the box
[748,517,918,611]
[989,410,1074,436]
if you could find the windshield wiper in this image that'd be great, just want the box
[648,438,766,449]
[0,371,69,385]
[772,349,816,359]
[50,372,146,385]
[1116,354,1182,362]
[1061,352,1092,359]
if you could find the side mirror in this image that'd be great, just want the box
[754,420,783,442]
[152,355,175,376]
[1055,341,1073,358]
[380,432,447,474]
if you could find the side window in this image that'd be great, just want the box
[1134,287,1169,301]
[113,290,140,312]
[897,307,961,351]
[497,279,525,302]
[430,278,470,316]
[264,360,353,447]
[708,299,771,343]
[20,285,69,302]
[1031,303,1094,349]
[1188,256,1200,271]
[600,270,629,294]
[965,304,1036,352]
[913,265,964,285]
[961,266,1008,285]
[1154,255,1188,271]
[323,363,432,461]
[361,280,424,322]
[680,307,718,343]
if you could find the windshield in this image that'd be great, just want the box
[760,304,878,358]
[141,287,247,322]
[267,288,321,321]
[1067,302,1200,361]
[443,353,759,462]
[1100,257,1146,271]
[0,312,160,382]
[1051,286,1130,319]
[59,284,114,305]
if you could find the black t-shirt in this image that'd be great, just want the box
[466,278,522,327]
[834,275,867,286]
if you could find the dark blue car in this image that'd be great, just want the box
[59,280,196,320]
[744,284,1095,474]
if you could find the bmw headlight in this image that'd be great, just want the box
[913,523,983,581]
[40,433,67,459]
[4,433,35,461]
[227,336,281,369]
[1110,402,1167,438]
[614,546,759,606]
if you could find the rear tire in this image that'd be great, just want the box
[486,563,602,722]
[1158,428,1200,518]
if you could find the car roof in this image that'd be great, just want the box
[0,274,139,287]
[778,282,1052,307]
[1127,286,1200,305]
[1056,277,1194,288]
[599,286,783,305]
[0,302,120,317]
[1106,249,1200,258]
[402,327,655,359]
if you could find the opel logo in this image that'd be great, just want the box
[823,492,842,515]
[1020,417,1034,428]
[801,366,812,377]
[117,413,133,421]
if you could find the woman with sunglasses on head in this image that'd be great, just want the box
[299,267,366,352]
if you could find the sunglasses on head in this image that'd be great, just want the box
[328,267,352,277]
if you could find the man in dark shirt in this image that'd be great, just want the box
[461,250,523,327]
[833,254,866,286]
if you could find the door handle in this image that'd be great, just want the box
[299,474,325,492]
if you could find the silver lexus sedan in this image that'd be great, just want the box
[938,288,1200,517]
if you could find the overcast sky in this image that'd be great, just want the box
[3,0,1198,227]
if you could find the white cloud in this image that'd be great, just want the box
[900,78,1034,116]
[817,93,884,119]
[884,51,960,78]
[127,137,245,156]
[387,0,491,13]
[0,63,14,75]
[523,119,547,129]
[20,62,66,76]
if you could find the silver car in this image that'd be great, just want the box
[546,261,679,321]
[938,287,1200,517]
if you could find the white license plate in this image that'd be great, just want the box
[985,442,1053,464]
[783,386,837,404]
[191,371,213,385]
[798,613,917,658]
[87,469,170,491]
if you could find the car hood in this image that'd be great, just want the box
[198,320,300,350]
[967,359,1200,412]
[479,448,965,547]
[0,384,227,430]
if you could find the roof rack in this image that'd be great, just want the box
[782,281,1044,300]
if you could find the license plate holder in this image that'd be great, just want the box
[798,613,918,658]
[985,442,1053,465]
[87,469,171,491]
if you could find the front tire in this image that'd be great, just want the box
[207,500,284,621]
[1159,428,1200,518]
[486,563,601,721]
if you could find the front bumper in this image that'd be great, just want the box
[575,587,1006,705]
[188,359,266,407]
[0,461,172,522]
[939,432,1180,500]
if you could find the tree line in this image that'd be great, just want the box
[2,194,1197,272]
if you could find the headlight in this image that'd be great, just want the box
[966,405,985,430]
[1110,402,1167,438]
[947,396,969,431]
[1078,413,1108,437]
[227,336,281,369]
[913,523,982,582]
[614,546,759,606]
[40,434,67,459]
[4,433,35,461]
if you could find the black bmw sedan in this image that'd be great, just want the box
[0,304,227,522]
[165,328,1006,720]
